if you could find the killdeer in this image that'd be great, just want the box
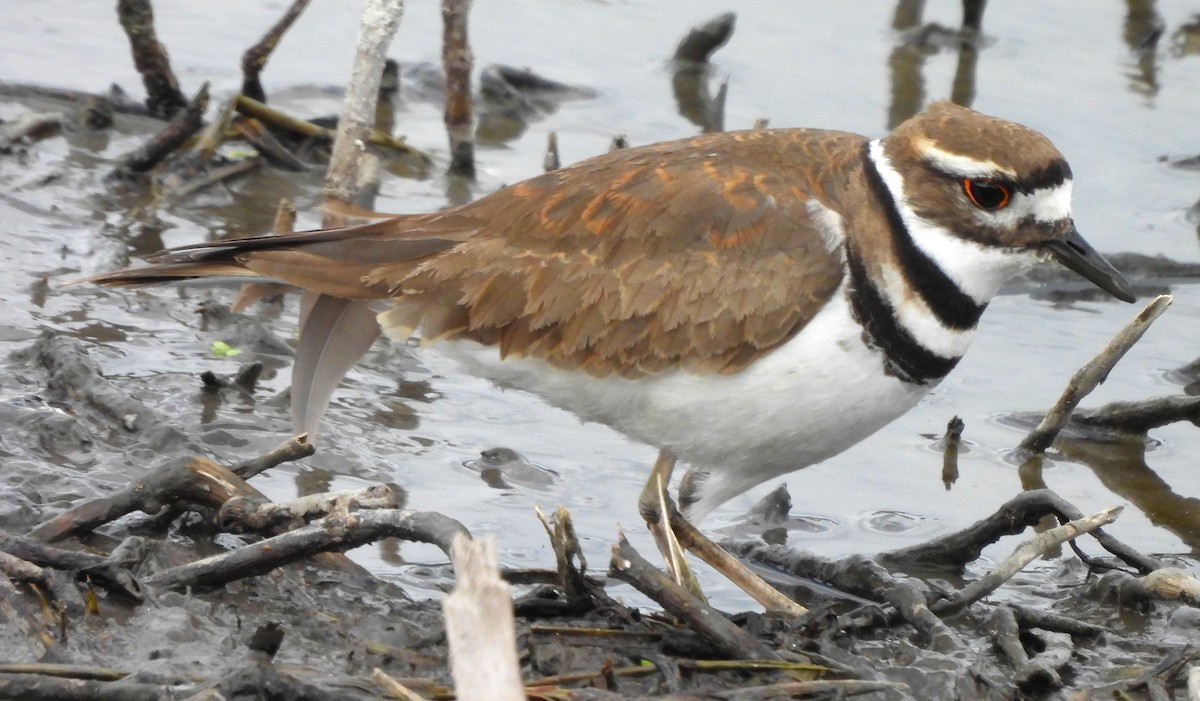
[88,102,1132,602]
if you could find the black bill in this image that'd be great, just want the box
[1043,228,1135,303]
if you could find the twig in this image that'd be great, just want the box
[0,663,128,681]
[669,510,807,617]
[441,0,475,178]
[1009,603,1105,637]
[233,118,309,171]
[673,12,737,63]
[144,509,468,589]
[217,483,403,534]
[524,664,660,690]
[116,0,188,118]
[442,536,524,701]
[108,82,210,178]
[241,0,313,103]
[880,489,1161,574]
[1017,294,1173,456]
[25,456,257,543]
[609,535,781,661]
[163,157,261,200]
[156,96,254,199]
[0,532,142,602]
[1071,395,1200,434]
[936,505,1122,613]
[371,668,426,701]
[730,542,960,649]
[534,506,590,600]
[0,672,168,701]
[231,434,315,479]
[985,605,1067,689]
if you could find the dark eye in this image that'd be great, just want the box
[962,179,1011,210]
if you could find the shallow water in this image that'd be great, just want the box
[1,0,1199,609]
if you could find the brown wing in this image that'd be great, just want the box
[377,129,859,378]
[88,129,861,380]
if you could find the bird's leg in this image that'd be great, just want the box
[638,450,705,601]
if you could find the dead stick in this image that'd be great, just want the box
[1017,294,1172,456]
[109,82,209,177]
[1071,395,1200,434]
[241,0,313,103]
[217,483,403,534]
[231,434,314,479]
[669,511,807,617]
[442,0,475,178]
[324,0,405,209]
[116,0,188,118]
[25,457,255,543]
[145,508,467,589]
[609,535,781,661]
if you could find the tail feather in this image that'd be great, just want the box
[82,262,261,287]
[292,294,380,437]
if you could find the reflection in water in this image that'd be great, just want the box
[671,64,726,133]
[1016,454,1062,555]
[1123,0,1164,98]
[670,12,735,133]
[887,0,987,129]
[1056,435,1200,552]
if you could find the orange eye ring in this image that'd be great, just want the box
[963,178,1011,210]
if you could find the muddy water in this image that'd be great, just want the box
[1,0,1199,610]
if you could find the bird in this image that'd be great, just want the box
[87,102,1133,597]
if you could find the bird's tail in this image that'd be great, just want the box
[81,216,465,438]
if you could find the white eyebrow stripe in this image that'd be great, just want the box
[914,138,1017,179]
[1028,181,1073,223]
[979,180,1074,228]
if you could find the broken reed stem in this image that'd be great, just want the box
[324,0,404,212]
[442,0,475,178]
[443,535,524,701]
[1017,294,1172,457]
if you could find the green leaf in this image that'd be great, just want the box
[211,341,243,357]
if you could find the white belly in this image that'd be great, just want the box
[433,285,943,517]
